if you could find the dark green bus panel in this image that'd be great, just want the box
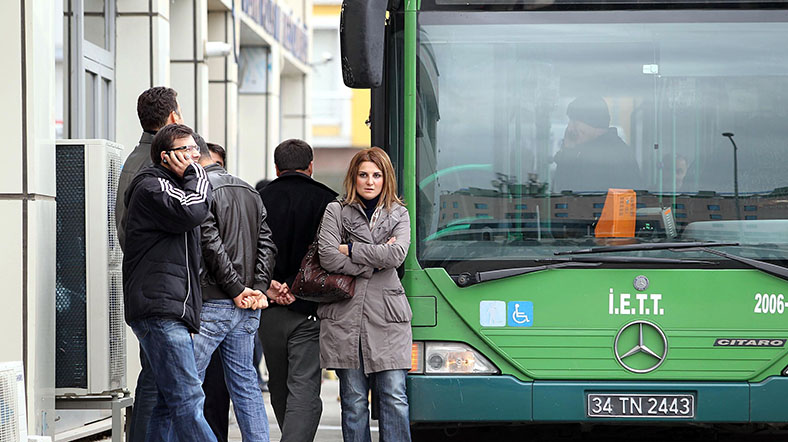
[340,0,788,426]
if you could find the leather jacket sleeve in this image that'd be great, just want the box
[253,204,277,293]
[200,204,246,298]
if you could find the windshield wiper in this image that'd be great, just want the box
[456,261,600,287]
[455,256,716,287]
[555,241,739,255]
[679,247,788,282]
[555,241,788,282]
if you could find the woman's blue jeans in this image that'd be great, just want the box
[336,348,411,442]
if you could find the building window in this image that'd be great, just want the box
[744,205,757,212]
[474,203,488,209]
[441,202,446,209]
[453,213,459,219]
[673,203,685,209]
[441,213,446,220]
[593,203,605,209]
[555,213,568,218]
[453,202,458,209]
[707,205,721,211]
[636,203,646,208]
[593,212,602,218]
[515,204,527,210]
[710,214,723,220]
[507,212,536,219]
[555,203,568,209]
[476,214,491,219]
[745,215,758,220]
[675,213,687,219]
[62,0,116,139]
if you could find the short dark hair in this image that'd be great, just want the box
[274,139,313,171]
[193,133,210,158]
[150,124,195,165]
[137,87,180,132]
[567,96,610,129]
[207,143,226,163]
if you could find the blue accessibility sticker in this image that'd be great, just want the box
[479,301,506,327]
[507,301,533,327]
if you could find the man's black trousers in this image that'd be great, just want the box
[259,306,323,442]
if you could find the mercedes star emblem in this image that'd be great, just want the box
[633,275,649,291]
[614,320,668,374]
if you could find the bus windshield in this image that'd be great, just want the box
[415,9,788,270]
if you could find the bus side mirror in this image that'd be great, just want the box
[340,0,388,88]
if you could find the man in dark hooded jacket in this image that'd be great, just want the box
[552,96,640,193]
[123,123,216,442]
[115,86,183,442]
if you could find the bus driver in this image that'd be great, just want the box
[552,96,640,193]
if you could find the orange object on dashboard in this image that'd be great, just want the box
[595,189,636,238]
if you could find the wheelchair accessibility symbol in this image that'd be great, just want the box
[507,301,533,327]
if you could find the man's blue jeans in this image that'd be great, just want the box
[193,299,269,442]
[129,318,217,442]
[336,348,411,442]
[127,347,158,442]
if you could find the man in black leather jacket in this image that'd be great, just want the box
[192,137,279,442]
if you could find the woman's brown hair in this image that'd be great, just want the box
[342,147,403,209]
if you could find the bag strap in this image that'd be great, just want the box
[330,198,346,242]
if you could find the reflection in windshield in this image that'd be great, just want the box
[415,10,788,265]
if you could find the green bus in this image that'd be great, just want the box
[340,0,788,431]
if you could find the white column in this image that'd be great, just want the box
[207,9,239,173]
[116,0,172,157]
[0,0,56,438]
[267,45,282,180]
[170,0,209,137]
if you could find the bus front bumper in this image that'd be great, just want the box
[407,375,788,423]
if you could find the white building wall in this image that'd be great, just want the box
[116,0,171,157]
[0,0,57,438]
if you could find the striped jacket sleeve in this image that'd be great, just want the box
[140,163,213,233]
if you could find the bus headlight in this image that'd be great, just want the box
[412,342,499,374]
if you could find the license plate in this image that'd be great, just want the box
[586,393,695,418]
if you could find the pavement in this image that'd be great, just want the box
[229,377,379,442]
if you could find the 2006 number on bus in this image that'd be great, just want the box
[754,293,785,314]
[587,394,695,418]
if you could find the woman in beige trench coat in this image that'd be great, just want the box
[317,147,412,442]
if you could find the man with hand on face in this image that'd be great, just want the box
[191,135,281,442]
[115,87,184,442]
[552,96,640,193]
[122,123,216,441]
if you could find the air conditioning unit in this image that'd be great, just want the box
[0,361,28,441]
[55,139,126,396]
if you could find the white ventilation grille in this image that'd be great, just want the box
[106,150,125,391]
[0,362,27,441]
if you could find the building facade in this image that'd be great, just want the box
[2,0,312,438]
